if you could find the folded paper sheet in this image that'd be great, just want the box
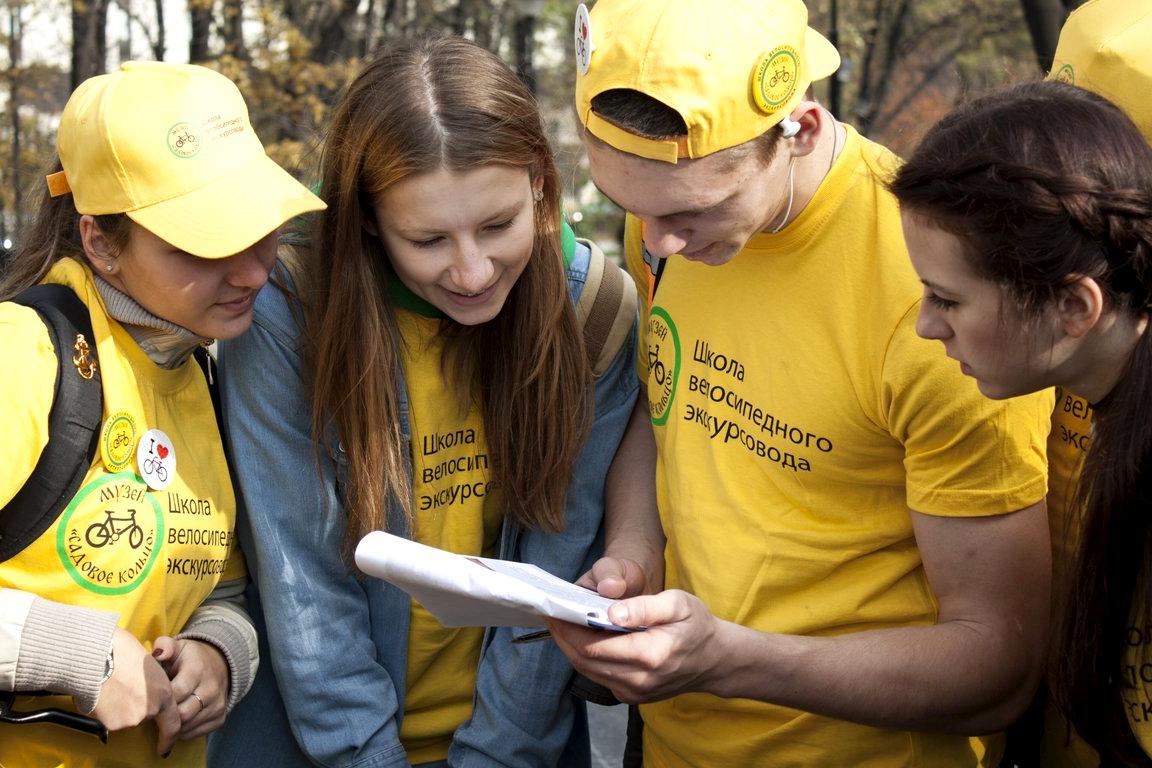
[355,530,629,630]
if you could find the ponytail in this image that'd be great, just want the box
[0,161,132,300]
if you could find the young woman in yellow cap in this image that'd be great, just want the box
[206,36,638,768]
[0,61,324,767]
[892,80,1152,767]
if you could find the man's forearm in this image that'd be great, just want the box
[604,397,666,589]
[707,616,1042,734]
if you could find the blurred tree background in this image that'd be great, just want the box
[0,0,1085,254]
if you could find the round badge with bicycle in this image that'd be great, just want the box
[136,428,176,491]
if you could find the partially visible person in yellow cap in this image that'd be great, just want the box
[546,1,1054,766]
[1049,0,1152,144]
[1015,2,1152,767]
[0,60,324,767]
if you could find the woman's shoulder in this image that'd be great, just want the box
[0,301,61,506]
[563,238,594,304]
[248,257,306,345]
[0,299,61,368]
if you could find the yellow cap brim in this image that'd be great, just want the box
[127,154,325,259]
[805,27,841,83]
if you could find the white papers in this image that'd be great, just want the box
[354,530,628,631]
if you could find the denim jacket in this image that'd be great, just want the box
[207,241,638,768]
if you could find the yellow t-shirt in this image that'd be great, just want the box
[0,259,244,768]
[1124,577,1152,757]
[1039,389,1099,767]
[1046,396,1152,763]
[395,310,503,765]
[625,127,1052,768]
[1047,388,1092,588]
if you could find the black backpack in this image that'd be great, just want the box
[0,285,108,737]
[0,285,103,562]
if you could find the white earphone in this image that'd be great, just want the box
[779,116,801,138]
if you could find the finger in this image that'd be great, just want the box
[543,619,579,655]
[151,635,177,659]
[178,691,224,736]
[608,591,687,628]
[587,559,632,599]
[177,685,226,738]
[180,719,219,741]
[179,709,226,741]
[588,558,627,591]
[546,619,653,681]
[595,576,628,599]
[545,624,606,676]
[154,698,183,757]
[591,558,648,599]
[617,560,651,597]
[151,636,180,674]
[166,662,203,702]
[574,569,597,590]
[545,618,605,652]
[175,691,205,725]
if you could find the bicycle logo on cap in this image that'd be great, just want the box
[167,121,202,158]
[768,67,792,89]
[753,46,800,114]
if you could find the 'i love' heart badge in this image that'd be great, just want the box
[136,428,176,490]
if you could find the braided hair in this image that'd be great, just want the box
[890,80,1152,761]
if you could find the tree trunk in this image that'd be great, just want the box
[312,0,363,63]
[222,0,247,59]
[153,0,165,60]
[71,0,110,90]
[1018,0,1086,73]
[8,5,22,237]
[188,0,211,62]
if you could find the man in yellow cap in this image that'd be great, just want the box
[548,1,1054,766]
[1033,2,1152,766]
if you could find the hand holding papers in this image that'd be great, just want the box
[354,531,634,631]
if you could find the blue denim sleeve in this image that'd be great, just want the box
[448,259,640,767]
[216,279,412,768]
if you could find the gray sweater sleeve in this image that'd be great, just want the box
[176,577,258,711]
[2,589,118,714]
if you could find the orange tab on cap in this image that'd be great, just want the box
[46,171,71,197]
[585,112,691,163]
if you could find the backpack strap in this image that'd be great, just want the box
[574,239,638,377]
[1,285,103,562]
[193,345,233,474]
[641,243,667,309]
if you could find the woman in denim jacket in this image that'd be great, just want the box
[206,37,638,768]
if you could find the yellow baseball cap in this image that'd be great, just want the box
[47,61,325,258]
[574,0,840,163]
[1048,0,1152,144]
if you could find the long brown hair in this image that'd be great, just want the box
[0,162,131,300]
[300,36,592,553]
[891,81,1152,761]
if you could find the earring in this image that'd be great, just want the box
[533,188,544,202]
[104,264,114,273]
